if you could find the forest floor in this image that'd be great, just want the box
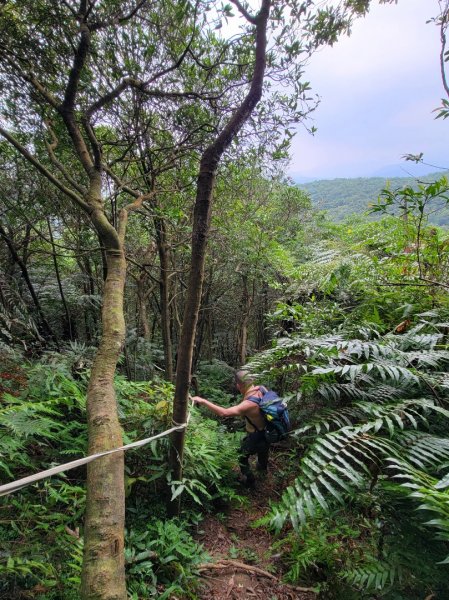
[194,449,317,600]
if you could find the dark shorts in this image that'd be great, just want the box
[239,430,270,474]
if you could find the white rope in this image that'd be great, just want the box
[0,408,192,498]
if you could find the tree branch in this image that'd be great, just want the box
[230,0,257,24]
[44,120,87,195]
[206,0,270,159]
[2,56,61,110]
[81,117,102,169]
[62,23,90,112]
[0,126,89,212]
[103,164,142,199]
[118,191,157,244]
[87,79,217,118]
[439,3,449,98]
[90,0,151,30]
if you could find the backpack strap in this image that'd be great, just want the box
[245,385,267,405]
[244,386,267,432]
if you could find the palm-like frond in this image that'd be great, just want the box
[398,432,449,470]
[259,312,449,566]
[296,398,445,438]
[387,456,449,562]
[342,559,403,591]
[272,427,394,529]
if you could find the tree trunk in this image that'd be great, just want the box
[47,217,73,340]
[0,222,56,342]
[238,274,252,366]
[137,278,151,340]
[255,280,269,349]
[168,0,270,518]
[76,244,98,343]
[155,216,174,381]
[169,159,215,514]
[193,271,212,371]
[81,248,127,600]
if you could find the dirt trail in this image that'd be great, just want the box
[195,453,316,600]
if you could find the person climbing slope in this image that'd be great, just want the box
[192,370,290,487]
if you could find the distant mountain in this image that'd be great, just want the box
[290,175,319,184]
[369,163,446,178]
[297,171,449,225]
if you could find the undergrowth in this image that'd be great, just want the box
[0,353,240,599]
[247,309,449,598]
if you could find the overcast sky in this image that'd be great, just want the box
[287,0,447,181]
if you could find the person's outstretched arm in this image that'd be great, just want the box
[192,396,251,418]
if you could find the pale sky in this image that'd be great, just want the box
[287,0,447,180]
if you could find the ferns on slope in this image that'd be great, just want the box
[246,312,449,567]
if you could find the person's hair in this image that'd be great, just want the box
[234,370,254,386]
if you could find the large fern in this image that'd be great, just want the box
[246,312,449,564]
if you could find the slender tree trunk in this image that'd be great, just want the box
[238,274,252,366]
[155,216,174,381]
[168,1,270,515]
[169,159,215,514]
[81,248,127,600]
[206,310,214,362]
[193,272,212,371]
[255,281,269,349]
[22,224,31,265]
[77,253,98,342]
[137,278,151,340]
[0,223,56,342]
[47,217,73,340]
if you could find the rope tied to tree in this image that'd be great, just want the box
[0,400,194,498]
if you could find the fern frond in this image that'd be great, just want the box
[0,274,41,341]
[398,432,449,470]
[336,339,392,360]
[295,398,433,437]
[318,381,406,404]
[0,409,62,438]
[342,559,402,591]
[312,361,419,386]
[274,428,394,529]
[400,349,449,370]
[386,457,449,561]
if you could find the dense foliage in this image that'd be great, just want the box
[0,1,447,598]
[0,354,243,598]
[2,170,449,598]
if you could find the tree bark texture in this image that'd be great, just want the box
[168,0,271,515]
[81,248,127,600]
[155,216,174,381]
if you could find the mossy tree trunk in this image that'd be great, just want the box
[81,246,127,600]
[80,193,145,600]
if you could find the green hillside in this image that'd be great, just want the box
[298,171,449,224]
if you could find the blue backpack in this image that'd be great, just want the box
[247,386,291,443]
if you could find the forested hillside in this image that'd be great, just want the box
[1,1,449,600]
[299,171,449,223]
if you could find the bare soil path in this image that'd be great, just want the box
[194,451,317,600]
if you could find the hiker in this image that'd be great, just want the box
[192,370,274,487]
